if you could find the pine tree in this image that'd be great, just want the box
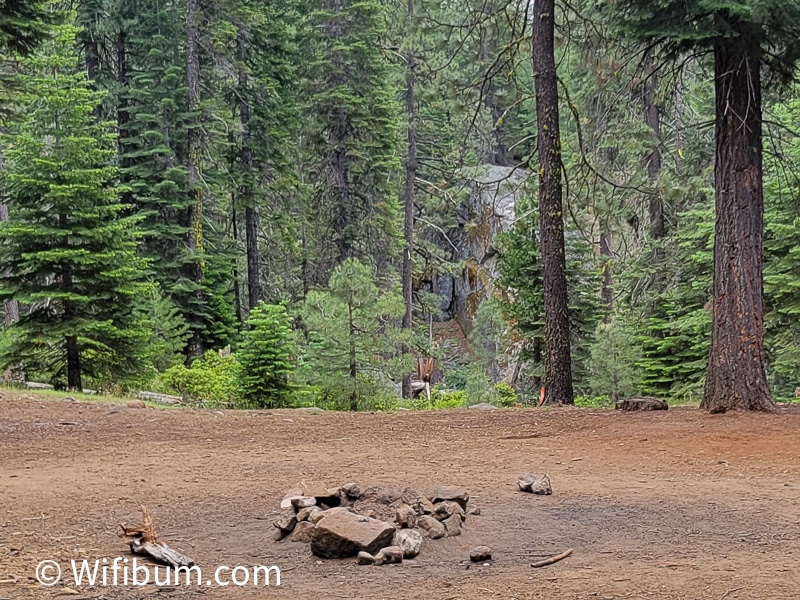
[608,0,800,411]
[303,0,401,273]
[238,302,294,408]
[0,21,149,389]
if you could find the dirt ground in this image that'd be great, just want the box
[1,392,799,599]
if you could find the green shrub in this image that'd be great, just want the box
[495,382,518,407]
[237,303,294,408]
[159,351,239,406]
[574,394,614,408]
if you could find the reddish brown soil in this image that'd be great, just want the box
[1,392,799,599]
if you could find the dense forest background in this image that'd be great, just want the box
[1,0,800,410]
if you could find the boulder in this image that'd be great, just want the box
[374,546,404,566]
[309,511,396,559]
[417,515,445,539]
[417,496,435,515]
[470,546,492,562]
[341,482,362,500]
[393,529,423,559]
[291,521,315,543]
[425,486,469,511]
[395,503,417,528]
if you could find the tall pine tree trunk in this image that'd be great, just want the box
[60,213,82,391]
[185,0,204,359]
[401,9,416,400]
[238,25,260,311]
[0,148,20,325]
[533,0,573,405]
[701,30,775,413]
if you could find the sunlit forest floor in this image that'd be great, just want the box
[2,392,799,599]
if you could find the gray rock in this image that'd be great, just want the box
[374,546,403,566]
[291,496,317,509]
[342,482,362,500]
[417,496,435,515]
[417,515,445,539]
[468,507,481,516]
[273,508,297,534]
[393,529,423,559]
[309,510,396,559]
[468,402,497,410]
[442,514,462,537]
[425,485,470,511]
[395,503,417,528]
[530,473,552,495]
[470,546,492,562]
[357,551,375,565]
[291,521,315,543]
[518,472,537,492]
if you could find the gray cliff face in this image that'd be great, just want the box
[427,165,529,335]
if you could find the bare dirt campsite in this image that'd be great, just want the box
[1,393,799,599]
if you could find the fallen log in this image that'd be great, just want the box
[531,548,573,568]
[119,506,194,567]
[615,397,668,412]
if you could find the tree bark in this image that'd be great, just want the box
[238,25,260,311]
[533,0,573,405]
[348,303,357,411]
[185,0,204,359]
[599,231,613,311]
[701,29,775,413]
[0,148,20,325]
[401,6,416,399]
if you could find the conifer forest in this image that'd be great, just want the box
[3,0,800,414]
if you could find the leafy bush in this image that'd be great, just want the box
[495,382,518,407]
[159,351,239,406]
[237,303,294,408]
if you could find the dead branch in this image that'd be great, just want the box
[531,548,573,568]
[119,506,194,567]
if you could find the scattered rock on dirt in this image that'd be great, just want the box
[310,510,395,559]
[393,529,423,558]
[374,545,403,566]
[470,546,492,562]
[518,473,552,495]
[615,397,668,411]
